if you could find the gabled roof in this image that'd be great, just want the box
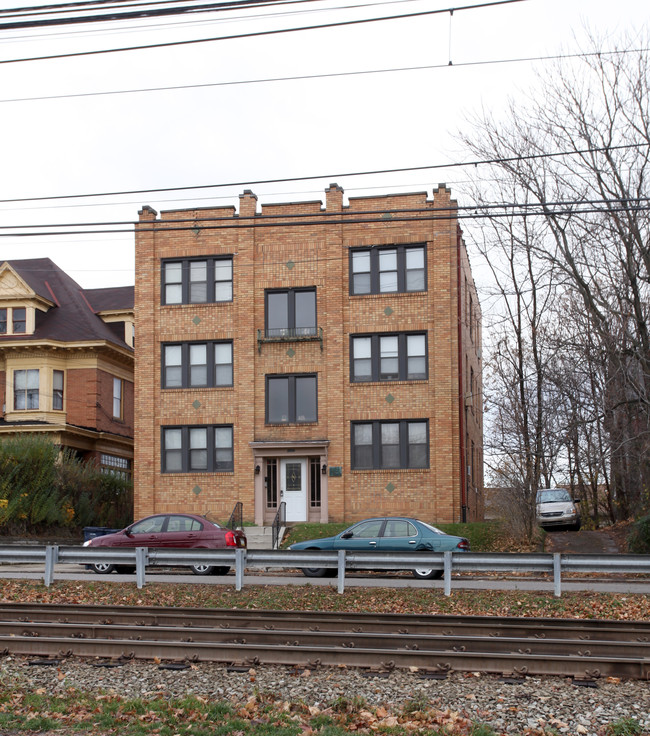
[0,258,134,350]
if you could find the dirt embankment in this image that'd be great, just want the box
[544,524,631,554]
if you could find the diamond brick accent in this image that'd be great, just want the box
[386,482,396,493]
[192,400,201,409]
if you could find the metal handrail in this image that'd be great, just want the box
[271,502,286,550]
[226,502,242,530]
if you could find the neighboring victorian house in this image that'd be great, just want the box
[0,258,134,478]
[134,184,483,525]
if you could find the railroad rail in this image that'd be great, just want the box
[0,603,648,680]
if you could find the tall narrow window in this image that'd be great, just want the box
[163,345,182,388]
[0,309,6,334]
[379,336,399,380]
[113,377,123,419]
[189,427,208,471]
[214,260,233,301]
[189,261,208,303]
[163,262,183,304]
[189,343,207,386]
[14,369,39,410]
[53,370,64,410]
[214,426,233,470]
[12,308,26,333]
[163,428,183,472]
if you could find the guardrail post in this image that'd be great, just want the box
[44,545,58,587]
[443,551,452,596]
[337,550,346,594]
[135,547,147,589]
[553,553,562,597]
[235,548,246,591]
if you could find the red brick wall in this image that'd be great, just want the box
[134,187,484,524]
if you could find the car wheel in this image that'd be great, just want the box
[301,566,328,577]
[190,564,215,575]
[213,566,230,576]
[412,568,443,580]
[90,562,115,574]
[115,565,135,574]
[572,521,582,531]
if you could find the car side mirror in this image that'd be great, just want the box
[340,531,353,539]
[124,528,133,537]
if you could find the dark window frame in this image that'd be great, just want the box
[349,244,427,296]
[264,287,317,338]
[12,307,26,333]
[162,340,234,389]
[161,256,233,305]
[350,332,428,382]
[161,424,234,473]
[53,369,64,411]
[266,373,318,424]
[351,419,429,469]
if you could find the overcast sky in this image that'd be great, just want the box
[0,0,647,289]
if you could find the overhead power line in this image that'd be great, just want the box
[0,142,644,205]
[0,0,527,64]
[2,46,646,105]
[1,199,648,237]
[0,0,320,29]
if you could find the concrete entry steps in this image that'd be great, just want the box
[242,526,285,550]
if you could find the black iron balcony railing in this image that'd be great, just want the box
[257,326,323,353]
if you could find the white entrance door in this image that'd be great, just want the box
[281,458,307,522]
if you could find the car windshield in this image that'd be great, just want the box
[416,520,445,535]
[537,489,571,504]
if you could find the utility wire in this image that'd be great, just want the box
[0,0,323,29]
[2,197,648,230]
[0,0,527,64]
[2,46,646,105]
[0,142,644,205]
[0,0,322,20]
[1,204,648,237]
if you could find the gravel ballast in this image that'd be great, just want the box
[2,656,649,734]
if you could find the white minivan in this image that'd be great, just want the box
[536,488,581,531]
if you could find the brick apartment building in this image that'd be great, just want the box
[134,184,483,525]
[0,259,134,476]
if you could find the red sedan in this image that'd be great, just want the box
[83,513,246,575]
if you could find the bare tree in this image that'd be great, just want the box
[462,37,650,526]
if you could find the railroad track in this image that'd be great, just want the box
[0,603,648,680]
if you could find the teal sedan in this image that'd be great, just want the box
[288,516,469,579]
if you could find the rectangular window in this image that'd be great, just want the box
[350,244,426,295]
[162,425,233,473]
[350,332,428,382]
[162,341,233,388]
[266,374,317,424]
[0,309,6,334]
[12,307,26,333]
[161,257,233,305]
[100,454,131,481]
[14,369,39,410]
[113,377,123,419]
[53,370,64,410]
[265,288,317,338]
[351,419,429,469]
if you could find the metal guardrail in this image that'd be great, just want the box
[1,546,649,595]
